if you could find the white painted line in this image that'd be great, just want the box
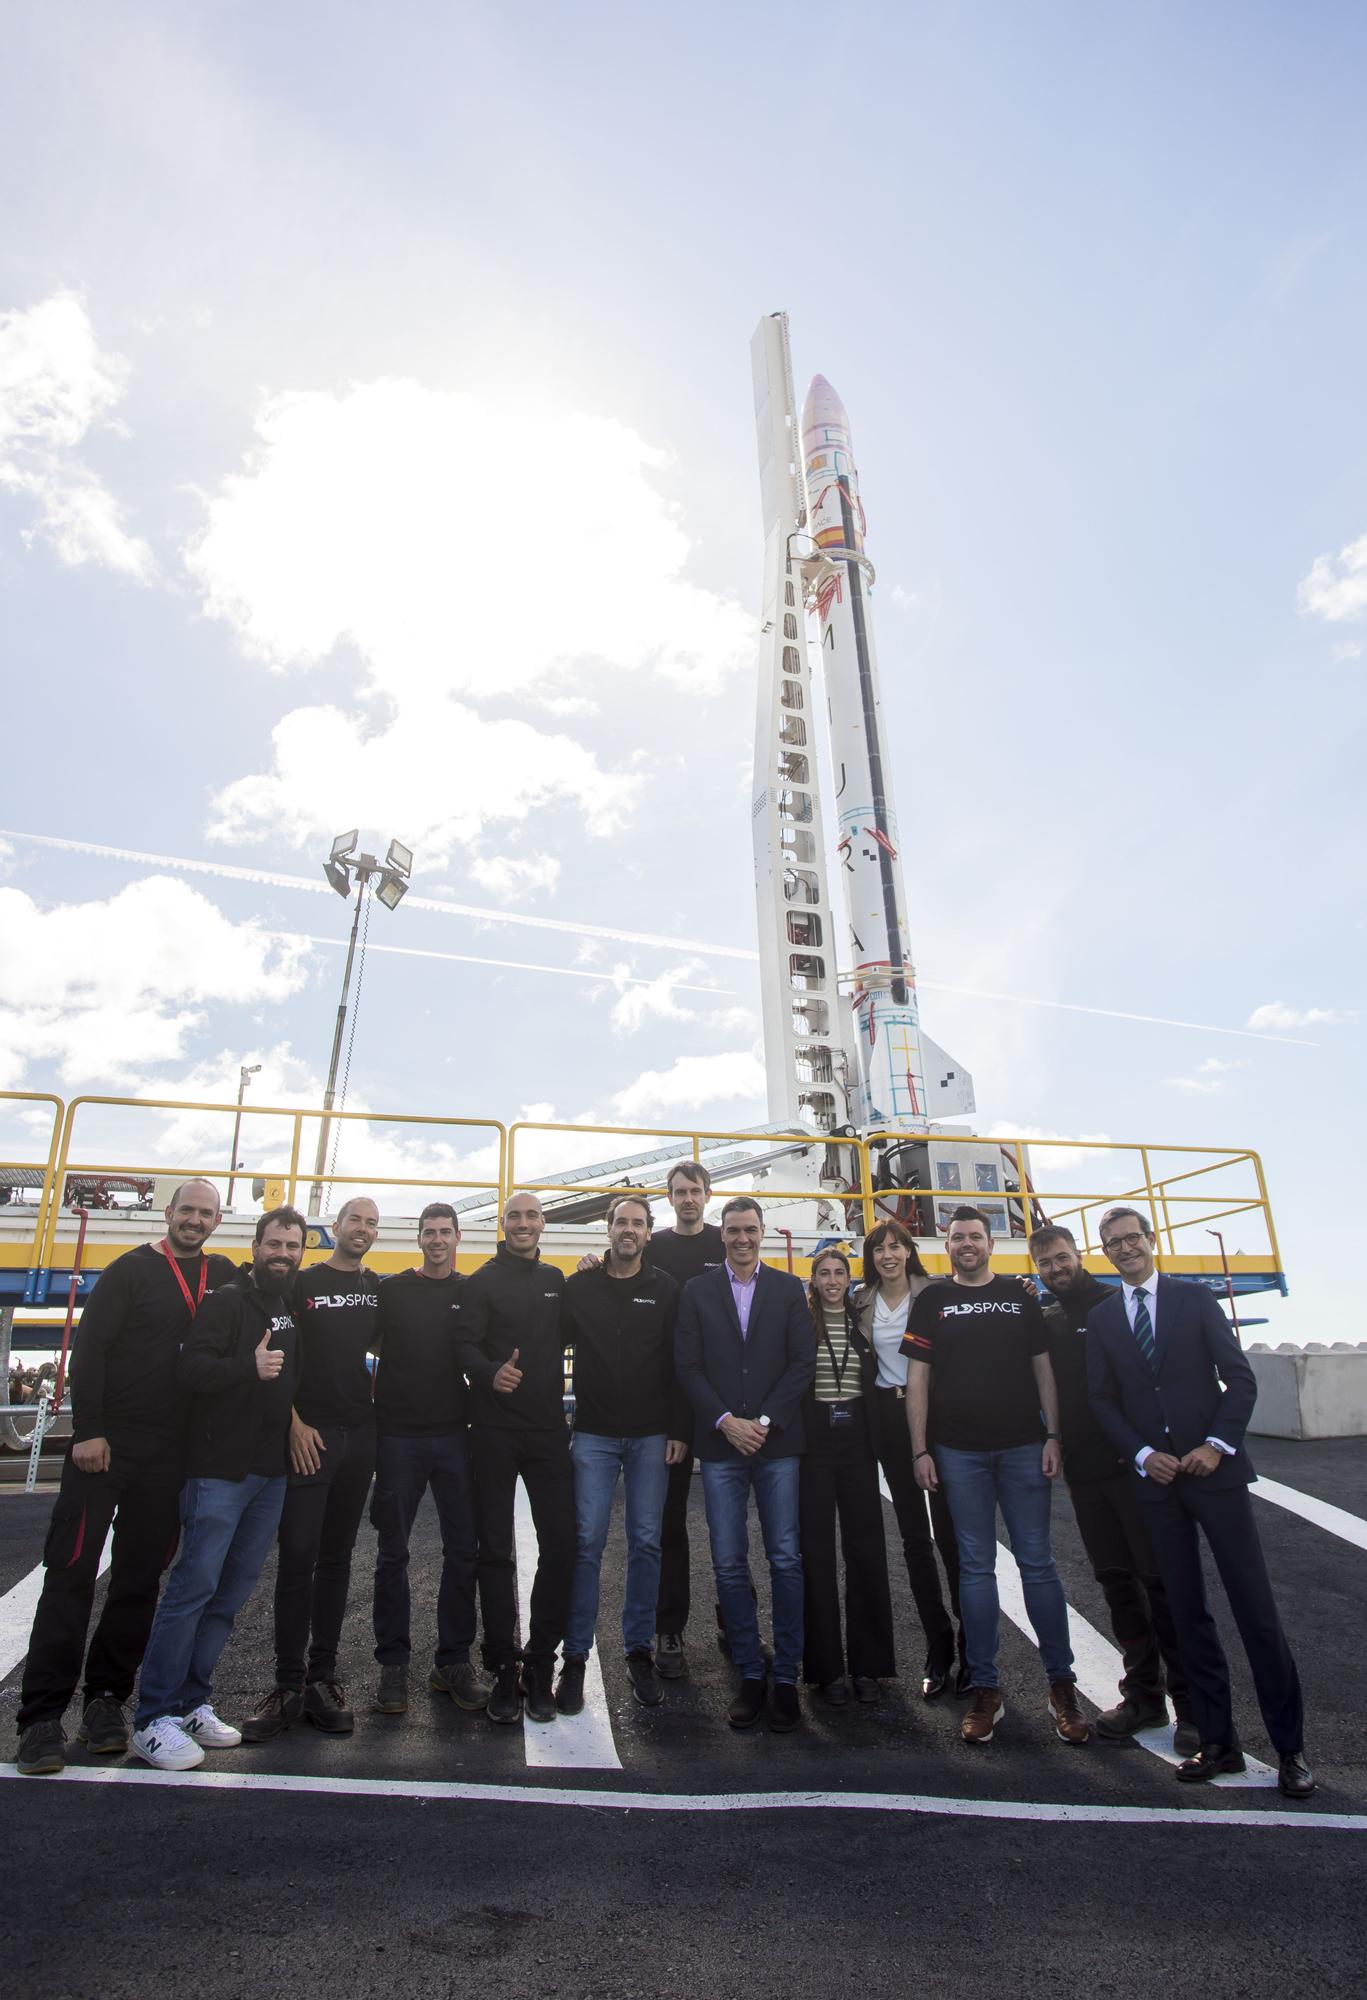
[1253,1476,1367,1555]
[875,1474,1273,1786]
[514,1477,621,1771]
[1,1762,1359,1831]
[0,1531,113,1684]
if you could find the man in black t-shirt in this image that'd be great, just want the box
[1030,1225,1196,1754]
[368,1203,485,1719]
[15,1180,236,1778]
[242,1196,382,1745]
[905,1205,1088,1750]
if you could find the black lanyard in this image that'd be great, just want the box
[821,1316,853,1397]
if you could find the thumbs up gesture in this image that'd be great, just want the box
[255,1328,285,1380]
[492,1347,523,1394]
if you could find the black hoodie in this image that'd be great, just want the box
[1043,1273,1126,1484]
[177,1267,301,1479]
[457,1246,566,1431]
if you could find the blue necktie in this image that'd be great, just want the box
[1132,1287,1156,1369]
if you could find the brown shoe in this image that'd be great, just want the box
[961,1688,1005,1745]
[1049,1679,1091,1745]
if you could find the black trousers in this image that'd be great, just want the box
[370,1430,479,1669]
[1068,1472,1190,1713]
[656,1448,694,1636]
[274,1422,376,1686]
[1143,1476,1304,1755]
[873,1387,960,1657]
[17,1442,182,1731]
[799,1411,896,1684]
[469,1424,576,1669]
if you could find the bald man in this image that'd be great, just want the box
[16,1181,239,1776]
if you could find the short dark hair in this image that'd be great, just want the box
[255,1204,307,1244]
[666,1160,712,1195]
[862,1218,928,1288]
[606,1191,653,1229]
[418,1202,460,1230]
[720,1195,764,1226]
[946,1204,993,1236]
[1028,1224,1077,1256]
[1098,1206,1154,1246]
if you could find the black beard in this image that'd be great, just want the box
[255,1264,294,1295]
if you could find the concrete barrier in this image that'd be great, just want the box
[1247,1343,1367,1440]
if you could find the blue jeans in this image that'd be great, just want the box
[370,1431,478,1668]
[700,1454,803,1683]
[565,1432,670,1658]
[135,1475,285,1726]
[934,1443,1074,1689]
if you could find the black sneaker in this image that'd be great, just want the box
[626,1649,664,1708]
[371,1664,409,1715]
[655,1632,686,1681]
[487,1663,523,1725]
[727,1678,766,1730]
[521,1660,557,1724]
[77,1694,129,1755]
[242,1685,304,1743]
[555,1658,586,1715]
[302,1681,354,1735]
[16,1720,66,1776]
[430,1662,492,1713]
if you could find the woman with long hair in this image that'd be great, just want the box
[799,1248,896,1705]
[853,1220,965,1698]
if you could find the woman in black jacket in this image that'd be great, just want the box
[853,1219,965,1698]
[799,1248,896,1706]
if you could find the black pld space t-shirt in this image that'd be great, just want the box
[292,1266,382,1427]
[902,1277,1049,1451]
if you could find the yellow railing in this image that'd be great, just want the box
[0,1093,1282,1282]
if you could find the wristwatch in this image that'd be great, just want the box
[758,1415,772,1431]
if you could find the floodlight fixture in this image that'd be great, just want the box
[330,830,359,862]
[385,838,413,879]
[323,860,352,898]
[375,870,408,912]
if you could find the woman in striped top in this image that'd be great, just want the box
[798,1248,896,1706]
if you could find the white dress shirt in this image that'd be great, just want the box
[1125,1274,1234,1474]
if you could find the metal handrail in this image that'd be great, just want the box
[0,1091,65,1287]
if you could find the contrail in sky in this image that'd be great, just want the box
[296,935,733,997]
[0,828,1317,1045]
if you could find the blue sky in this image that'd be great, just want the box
[1,1,1363,1336]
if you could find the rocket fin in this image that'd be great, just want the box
[918,1033,975,1119]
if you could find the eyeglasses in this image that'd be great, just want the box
[1100,1231,1150,1255]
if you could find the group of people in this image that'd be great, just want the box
[12,1161,1313,1799]
[7,1363,57,1407]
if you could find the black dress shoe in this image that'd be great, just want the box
[1278,1751,1316,1799]
[953,1661,974,1700]
[1173,1717,1201,1759]
[817,1678,849,1707]
[852,1677,880,1705]
[1175,1742,1246,1783]
[768,1684,801,1733]
[921,1633,955,1700]
[727,1678,766,1729]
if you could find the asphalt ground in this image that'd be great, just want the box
[1,1433,1364,1999]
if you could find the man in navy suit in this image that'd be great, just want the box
[1086,1206,1313,1797]
[674,1197,814,1732]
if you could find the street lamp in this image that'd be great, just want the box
[309,832,414,1214]
[226,1064,262,1210]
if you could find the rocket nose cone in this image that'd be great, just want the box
[802,373,849,437]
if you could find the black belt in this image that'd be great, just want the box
[874,1384,906,1402]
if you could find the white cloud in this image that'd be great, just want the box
[0,291,155,580]
[1332,640,1363,662]
[467,852,562,901]
[1247,1000,1357,1031]
[612,1049,768,1123]
[0,876,310,1088]
[608,958,704,1035]
[207,700,640,861]
[1299,530,1367,624]
[984,1124,1113,1176]
[1164,1055,1251,1096]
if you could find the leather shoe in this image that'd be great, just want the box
[817,1678,849,1707]
[768,1683,801,1733]
[953,1661,973,1700]
[728,1678,766,1730]
[853,1677,880,1705]
[1173,1716,1201,1759]
[1175,1742,1246,1783]
[1278,1751,1316,1799]
[921,1633,955,1700]
[1095,1698,1169,1740]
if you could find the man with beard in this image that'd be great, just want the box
[15,1180,236,1777]
[130,1207,304,1771]
[1029,1224,1196,1755]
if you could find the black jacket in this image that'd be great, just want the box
[457,1246,567,1431]
[563,1258,687,1441]
[1042,1275,1127,1485]
[674,1262,814,1462]
[177,1269,302,1480]
[71,1243,240,1451]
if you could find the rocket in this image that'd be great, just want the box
[749,312,973,1135]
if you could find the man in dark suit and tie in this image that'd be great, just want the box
[1086,1206,1314,1797]
[674,1197,814,1732]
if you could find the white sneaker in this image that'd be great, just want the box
[182,1703,243,1748]
[131,1716,206,1770]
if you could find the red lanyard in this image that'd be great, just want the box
[160,1240,208,1318]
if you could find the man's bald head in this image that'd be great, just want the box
[164,1179,224,1255]
[502,1189,545,1259]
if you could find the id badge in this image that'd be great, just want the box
[828,1404,855,1428]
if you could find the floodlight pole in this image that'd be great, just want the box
[309,861,373,1216]
[226,1063,262,1210]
